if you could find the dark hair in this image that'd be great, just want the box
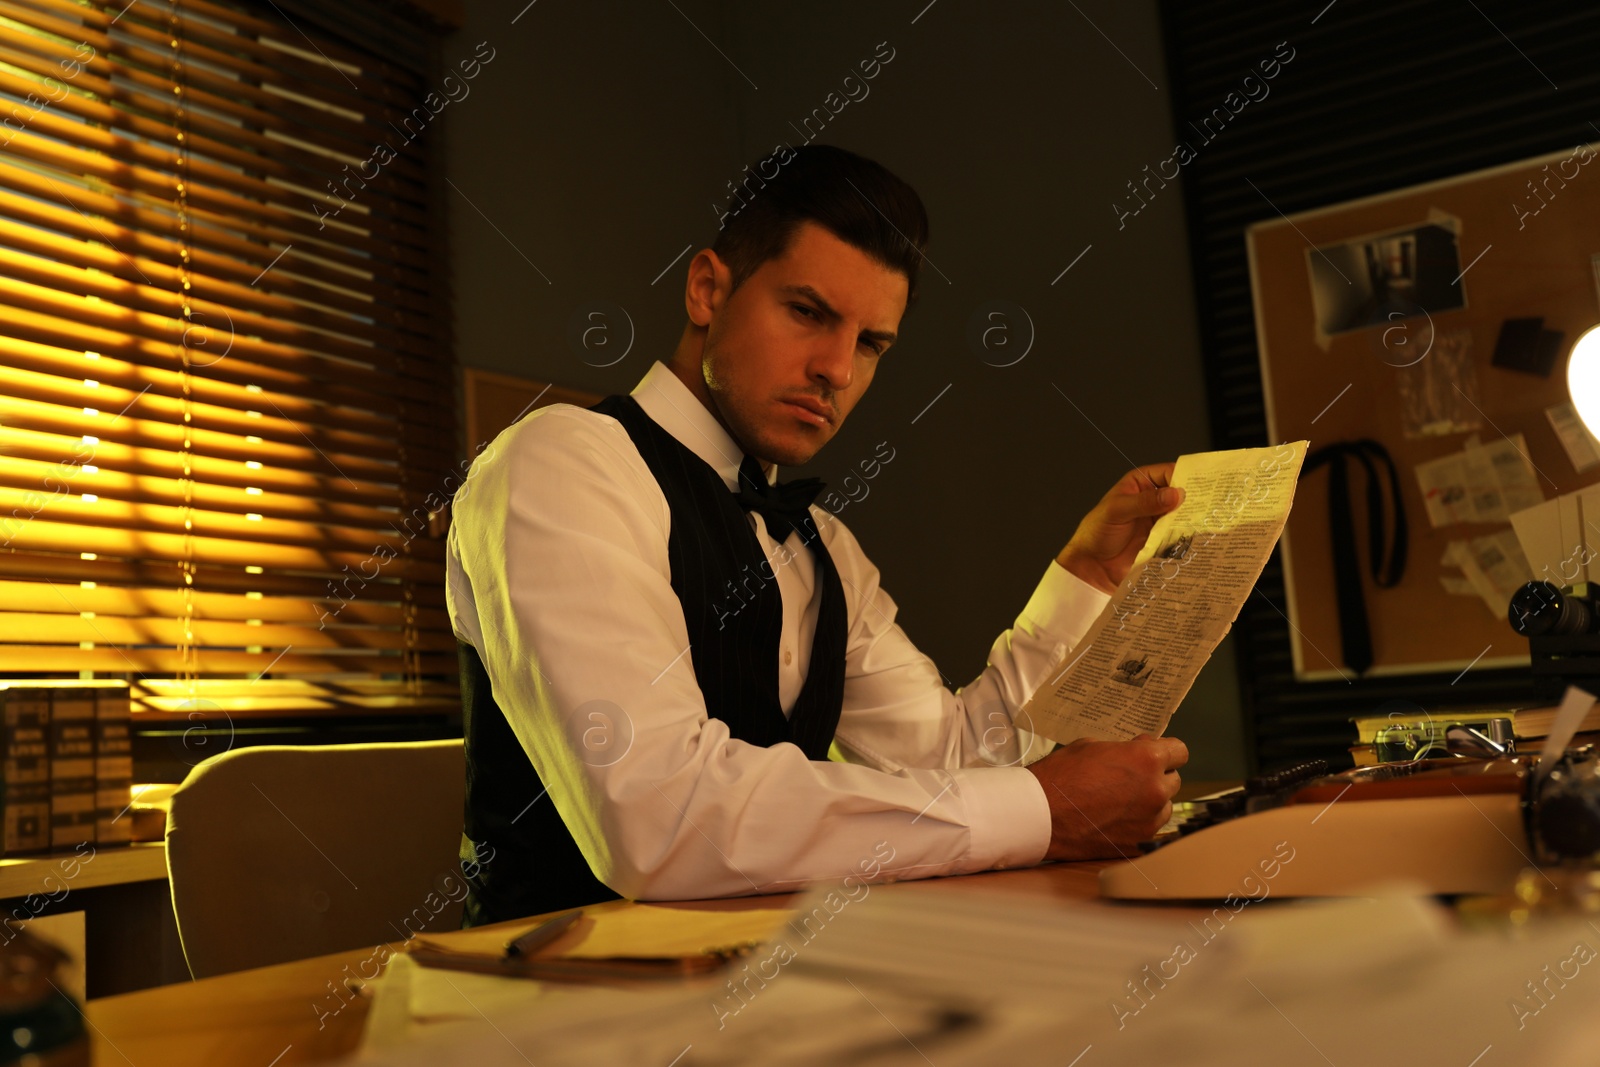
[711,144,930,312]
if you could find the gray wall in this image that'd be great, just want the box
[441,0,1246,779]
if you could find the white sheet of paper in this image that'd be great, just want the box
[1447,529,1533,618]
[1021,441,1307,744]
[1546,401,1600,473]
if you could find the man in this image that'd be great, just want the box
[447,144,1189,927]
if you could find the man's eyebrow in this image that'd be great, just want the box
[780,284,897,345]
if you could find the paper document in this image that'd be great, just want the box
[1022,441,1308,744]
[1546,401,1600,473]
[1413,433,1544,527]
[412,904,795,961]
[1441,529,1532,618]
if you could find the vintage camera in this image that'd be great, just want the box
[1509,580,1600,637]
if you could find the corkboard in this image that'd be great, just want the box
[1247,141,1600,680]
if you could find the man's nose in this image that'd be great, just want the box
[808,329,855,390]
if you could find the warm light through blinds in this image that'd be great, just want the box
[0,0,458,714]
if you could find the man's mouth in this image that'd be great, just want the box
[781,397,834,426]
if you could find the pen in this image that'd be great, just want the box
[504,909,583,959]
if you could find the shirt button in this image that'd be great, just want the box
[783,648,793,666]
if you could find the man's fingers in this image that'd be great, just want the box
[1102,485,1184,523]
[1117,462,1177,495]
[1129,734,1188,771]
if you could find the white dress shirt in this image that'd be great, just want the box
[445,359,1112,900]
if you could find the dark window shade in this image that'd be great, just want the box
[0,0,458,716]
[1161,0,1600,770]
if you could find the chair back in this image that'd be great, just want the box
[165,739,466,978]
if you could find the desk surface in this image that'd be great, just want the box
[87,861,1153,1066]
[0,841,165,900]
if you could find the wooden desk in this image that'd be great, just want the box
[0,842,189,1000]
[86,861,1151,1066]
[0,841,165,900]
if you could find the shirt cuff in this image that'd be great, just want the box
[957,765,1053,871]
[1017,560,1112,651]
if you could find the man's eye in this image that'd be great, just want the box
[792,304,819,320]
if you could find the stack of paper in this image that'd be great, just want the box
[357,880,1600,1066]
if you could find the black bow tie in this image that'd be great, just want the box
[732,454,825,543]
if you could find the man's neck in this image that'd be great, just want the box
[665,353,771,478]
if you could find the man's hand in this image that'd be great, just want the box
[1025,734,1188,861]
[1056,463,1183,594]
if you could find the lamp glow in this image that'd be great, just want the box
[1567,324,1600,438]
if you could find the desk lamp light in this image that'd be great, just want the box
[1567,323,1600,439]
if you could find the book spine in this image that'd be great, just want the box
[48,694,96,851]
[94,691,132,845]
[3,695,51,854]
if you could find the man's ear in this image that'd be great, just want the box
[684,248,731,328]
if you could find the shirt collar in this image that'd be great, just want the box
[630,360,776,492]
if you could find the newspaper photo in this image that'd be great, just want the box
[1022,441,1309,744]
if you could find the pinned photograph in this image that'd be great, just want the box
[1307,221,1466,336]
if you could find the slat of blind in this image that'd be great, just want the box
[0,131,432,274]
[0,273,400,382]
[0,251,408,370]
[134,678,461,699]
[105,0,407,75]
[0,62,431,216]
[0,612,456,652]
[0,22,427,178]
[0,342,410,440]
[0,492,447,560]
[0,397,414,485]
[0,552,448,599]
[0,334,419,425]
[0,207,434,350]
[0,34,432,197]
[0,162,435,318]
[0,301,448,406]
[132,695,459,714]
[0,110,433,257]
[0,516,440,568]
[0,3,407,140]
[0,425,448,509]
[0,361,446,465]
[53,0,419,110]
[0,579,449,627]
[0,459,422,532]
[0,647,458,675]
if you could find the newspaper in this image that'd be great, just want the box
[1022,441,1308,744]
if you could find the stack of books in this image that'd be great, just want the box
[0,681,133,857]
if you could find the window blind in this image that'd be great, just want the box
[0,0,459,715]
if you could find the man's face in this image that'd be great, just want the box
[697,221,908,467]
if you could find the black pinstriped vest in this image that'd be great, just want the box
[458,394,847,926]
